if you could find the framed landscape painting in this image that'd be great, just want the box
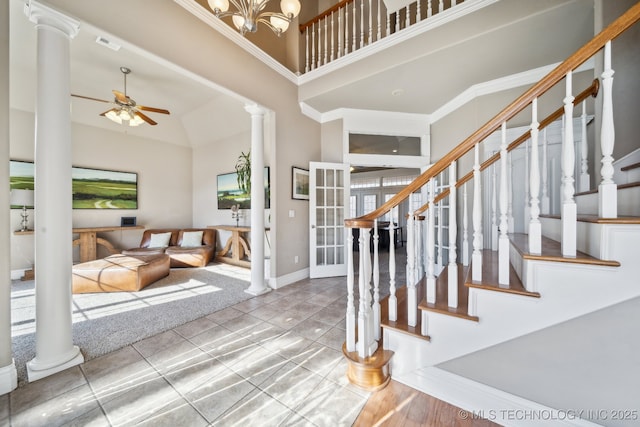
[9,160,35,208]
[72,166,138,209]
[217,167,270,209]
[292,166,309,200]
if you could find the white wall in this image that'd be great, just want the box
[10,109,192,270]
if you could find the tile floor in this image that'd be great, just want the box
[1,275,371,427]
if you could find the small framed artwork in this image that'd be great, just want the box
[292,166,309,200]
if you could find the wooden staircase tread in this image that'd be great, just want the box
[466,250,540,298]
[621,162,640,172]
[381,281,431,341]
[575,181,640,196]
[540,213,640,225]
[509,233,621,267]
[418,263,479,322]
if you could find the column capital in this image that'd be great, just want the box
[244,104,267,116]
[25,0,80,39]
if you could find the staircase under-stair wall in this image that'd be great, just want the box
[340,2,640,421]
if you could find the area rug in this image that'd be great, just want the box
[11,265,253,386]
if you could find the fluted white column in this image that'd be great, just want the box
[245,105,270,295]
[599,41,617,218]
[0,0,17,395]
[448,162,458,308]
[499,123,510,285]
[25,0,83,382]
[472,144,483,281]
[561,72,577,257]
[529,98,542,254]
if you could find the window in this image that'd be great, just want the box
[351,176,380,189]
[349,195,357,218]
[363,194,377,215]
[383,193,398,222]
[382,175,417,187]
[410,192,423,213]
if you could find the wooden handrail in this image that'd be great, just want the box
[415,78,600,215]
[299,0,355,33]
[344,1,640,229]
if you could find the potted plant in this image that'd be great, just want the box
[235,150,251,196]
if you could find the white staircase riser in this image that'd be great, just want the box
[575,185,640,216]
[387,226,640,375]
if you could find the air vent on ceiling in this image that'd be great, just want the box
[95,36,121,51]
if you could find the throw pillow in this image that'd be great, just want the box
[181,230,204,247]
[148,232,172,248]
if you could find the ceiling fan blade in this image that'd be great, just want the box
[72,94,112,103]
[113,90,129,104]
[134,111,157,126]
[137,105,171,115]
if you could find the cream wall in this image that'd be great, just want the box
[45,0,321,280]
[10,109,192,271]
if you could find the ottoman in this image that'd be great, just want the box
[72,254,170,294]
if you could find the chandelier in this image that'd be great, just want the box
[207,0,301,36]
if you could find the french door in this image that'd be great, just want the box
[309,162,350,278]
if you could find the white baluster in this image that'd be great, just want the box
[579,101,590,192]
[472,143,483,281]
[305,28,310,73]
[508,151,515,233]
[388,207,397,321]
[318,21,323,66]
[346,230,356,352]
[323,17,328,65]
[360,0,365,47]
[562,71,577,257]
[344,5,349,55]
[599,41,617,218]
[491,159,498,251]
[352,0,357,52]
[386,6,391,37]
[357,228,365,357]
[417,216,424,279]
[338,7,343,58]
[330,11,335,62]
[499,122,510,285]
[462,184,469,266]
[541,128,550,214]
[373,220,380,340]
[417,0,422,22]
[452,0,457,6]
[529,97,542,254]
[311,23,316,70]
[437,199,443,269]
[427,0,433,18]
[426,180,436,304]
[405,5,410,28]
[395,9,400,33]
[406,214,417,327]
[448,162,458,308]
[377,0,382,41]
[368,0,373,45]
[439,0,444,14]
[523,139,530,233]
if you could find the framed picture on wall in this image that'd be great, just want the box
[292,166,309,200]
[217,167,270,209]
[72,166,138,209]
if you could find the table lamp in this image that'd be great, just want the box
[11,189,34,231]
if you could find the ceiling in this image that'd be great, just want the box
[9,0,251,148]
[9,0,594,149]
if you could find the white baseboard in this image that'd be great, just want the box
[0,360,17,395]
[10,269,26,281]
[270,267,309,289]
[394,367,601,427]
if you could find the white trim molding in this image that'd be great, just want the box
[270,267,309,289]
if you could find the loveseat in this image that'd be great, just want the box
[122,228,216,268]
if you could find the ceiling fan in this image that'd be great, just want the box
[71,67,170,126]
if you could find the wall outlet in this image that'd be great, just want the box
[294,255,299,264]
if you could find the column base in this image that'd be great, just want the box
[245,285,271,296]
[0,360,17,395]
[27,346,84,382]
[561,202,577,257]
[598,183,617,218]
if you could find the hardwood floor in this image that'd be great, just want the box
[354,380,499,427]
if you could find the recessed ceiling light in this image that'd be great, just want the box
[391,89,404,96]
[95,36,121,51]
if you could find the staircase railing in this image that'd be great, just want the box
[342,2,640,360]
[299,0,462,73]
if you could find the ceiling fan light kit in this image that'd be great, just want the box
[72,66,170,127]
[208,0,301,36]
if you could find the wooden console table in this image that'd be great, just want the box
[207,225,269,269]
[72,226,144,262]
